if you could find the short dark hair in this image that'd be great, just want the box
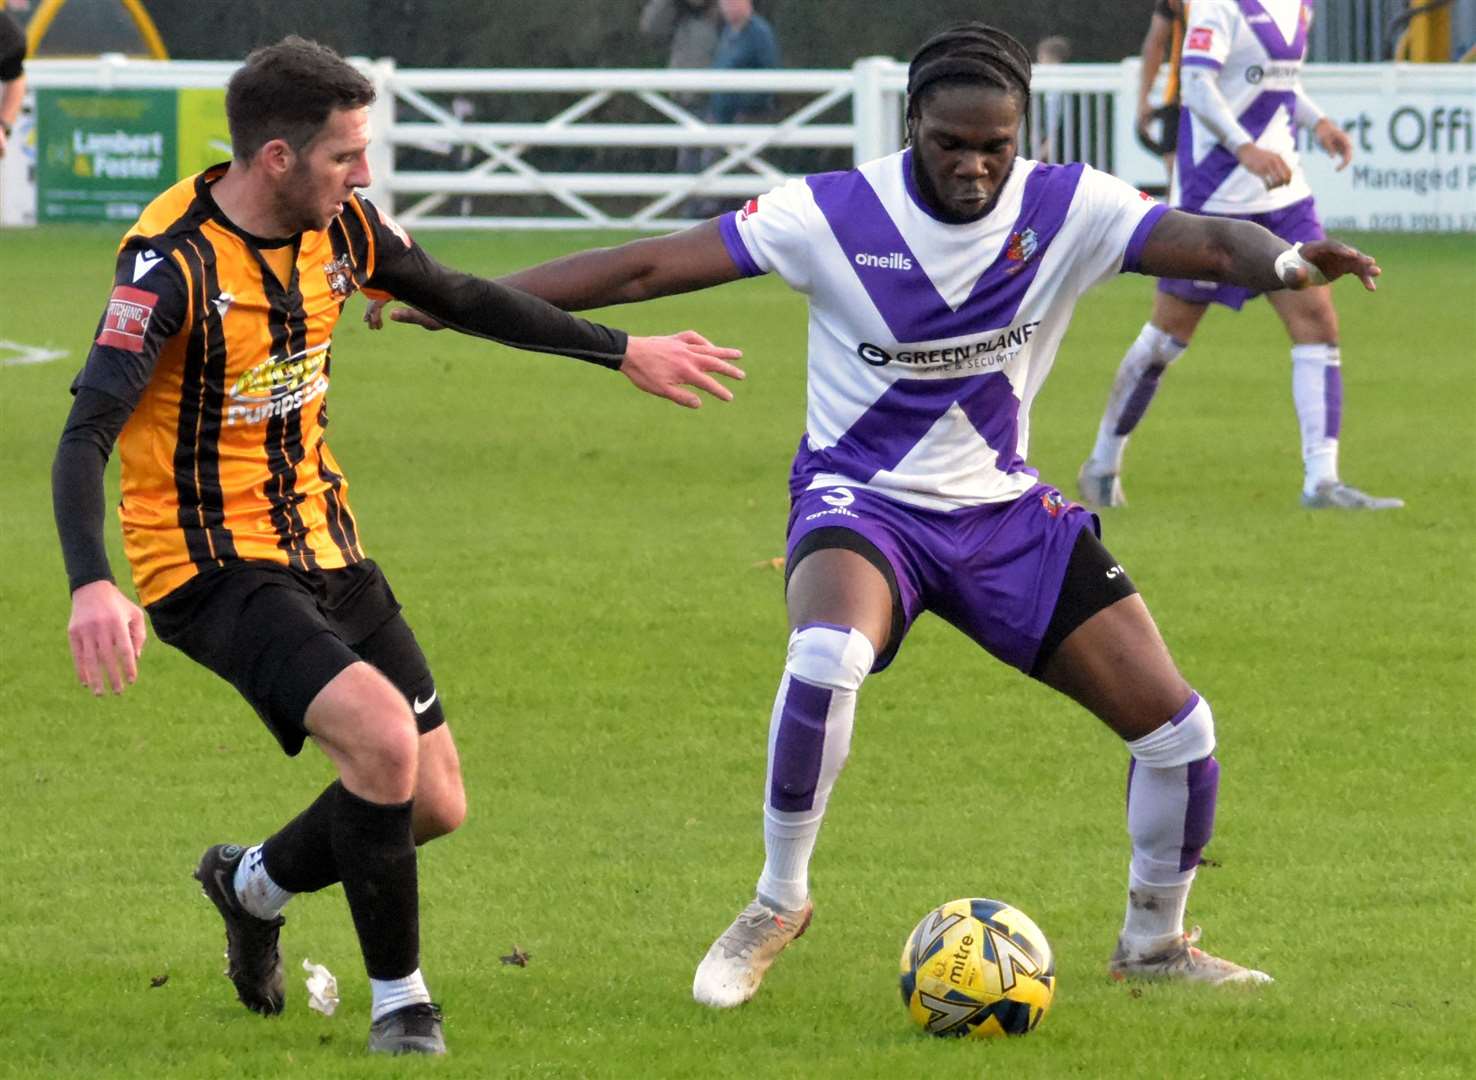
[906,23,1033,122]
[226,36,376,161]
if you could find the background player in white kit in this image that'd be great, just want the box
[1078,0,1401,511]
[372,23,1382,1002]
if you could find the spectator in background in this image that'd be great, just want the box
[1137,0,1186,183]
[640,0,721,176]
[0,10,26,158]
[1032,34,1070,163]
[640,0,721,109]
[708,0,780,126]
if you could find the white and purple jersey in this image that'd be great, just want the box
[1174,0,1316,214]
[719,149,1167,510]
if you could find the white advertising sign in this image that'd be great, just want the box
[1117,64,1476,232]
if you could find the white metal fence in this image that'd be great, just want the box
[12,55,1133,230]
[9,56,1476,232]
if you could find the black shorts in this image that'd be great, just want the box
[1029,528,1139,677]
[148,559,444,756]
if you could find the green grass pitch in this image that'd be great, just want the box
[1,224,1472,1078]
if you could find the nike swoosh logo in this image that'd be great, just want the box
[213,869,238,911]
[133,250,162,282]
[413,690,437,715]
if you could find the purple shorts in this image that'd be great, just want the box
[1157,196,1325,310]
[785,482,1097,674]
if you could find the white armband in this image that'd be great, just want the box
[1274,243,1328,289]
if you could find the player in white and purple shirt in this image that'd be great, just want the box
[373,22,1383,1005]
[1080,0,1401,511]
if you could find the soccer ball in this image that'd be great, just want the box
[898,897,1055,1038]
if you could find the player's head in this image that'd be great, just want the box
[905,23,1032,223]
[226,36,376,231]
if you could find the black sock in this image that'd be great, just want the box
[260,781,342,894]
[332,784,420,980]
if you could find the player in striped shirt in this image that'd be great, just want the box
[1079,0,1401,511]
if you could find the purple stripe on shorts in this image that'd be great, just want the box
[1169,692,1203,726]
[1179,55,1223,69]
[769,676,832,813]
[1120,203,1170,275]
[1179,755,1220,871]
[1238,0,1311,60]
[1179,91,1296,212]
[1324,364,1342,440]
[806,161,1084,342]
[718,212,764,278]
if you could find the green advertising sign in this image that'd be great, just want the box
[177,88,233,177]
[37,89,178,223]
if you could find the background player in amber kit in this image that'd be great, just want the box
[51,37,742,1056]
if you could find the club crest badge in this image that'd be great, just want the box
[1005,227,1039,274]
[322,254,355,299]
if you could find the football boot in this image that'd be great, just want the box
[693,896,813,1007]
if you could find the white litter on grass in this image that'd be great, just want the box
[303,958,339,1016]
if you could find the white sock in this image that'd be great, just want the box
[1291,343,1342,494]
[754,625,873,912]
[1090,322,1188,471]
[1120,869,1193,950]
[233,843,294,920]
[757,803,825,912]
[370,968,431,1021]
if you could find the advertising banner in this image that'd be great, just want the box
[1296,90,1475,232]
[1116,65,1476,232]
[177,88,232,177]
[36,88,176,222]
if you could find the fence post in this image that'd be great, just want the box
[852,55,900,165]
[366,57,397,211]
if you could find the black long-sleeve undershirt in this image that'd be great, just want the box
[54,217,635,596]
[53,387,131,593]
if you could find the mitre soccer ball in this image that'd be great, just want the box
[898,897,1056,1038]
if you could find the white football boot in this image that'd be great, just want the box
[1301,481,1403,510]
[1077,460,1127,509]
[1109,926,1273,986]
[692,896,813,1007]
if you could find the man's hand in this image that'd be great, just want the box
[364,298,445,332]
[67,579,147,696]
[621,331,745,408]
[1235,143,1293,190]
[1313,117,1354,170]
[0,126,8,158]
[1291,239,1381,292]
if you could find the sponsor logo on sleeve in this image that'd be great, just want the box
[1187,26,1214,51]
[96,285,159,352]
[738,197,760,221]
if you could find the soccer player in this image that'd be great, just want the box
[372,24,1382,1002]
[51,37,742,1056]
[1136,0,1187,181]
[1078,0,1401,511]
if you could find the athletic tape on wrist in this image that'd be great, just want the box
[1274,243,1328,289]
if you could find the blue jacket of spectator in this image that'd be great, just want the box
[708,14,780,123]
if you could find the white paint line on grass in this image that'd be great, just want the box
[0,340,69,368]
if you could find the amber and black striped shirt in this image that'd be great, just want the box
[57,165,629,604]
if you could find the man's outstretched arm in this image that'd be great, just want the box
[363,221,743,407]
[1136,209,1380,293]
